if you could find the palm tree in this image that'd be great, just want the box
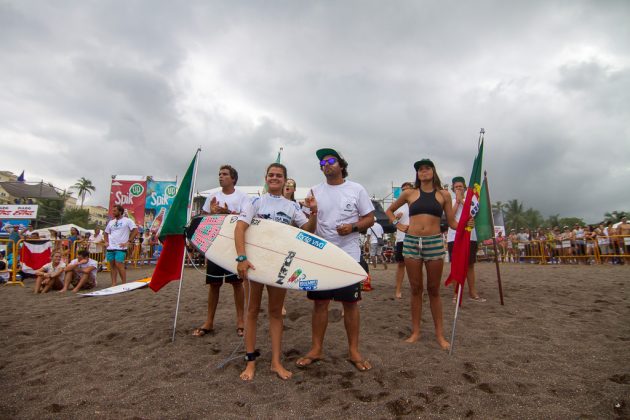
[524,208,543,229]
[603,211,627,224]
[71,177,96,208]
[503,199,527,231]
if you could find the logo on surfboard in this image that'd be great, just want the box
[276,251,297,285]
[296,231,327,249]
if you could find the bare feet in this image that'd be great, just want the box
[271,364,292,380]
[192,326,214,337]
[281,306,287,316]
[348,359,372,372]
[395,293,402,299]
[295,354,322,368]
[240,362,256,381]
[437,336,451,350]
[404,333,421,343]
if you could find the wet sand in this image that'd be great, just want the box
[1,263,628,419]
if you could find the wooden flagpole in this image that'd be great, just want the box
[171,148,201,342]
[483,171,505,305]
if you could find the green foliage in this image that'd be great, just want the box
[503,199,527,231]
[558,217,585,228]
[524,208,544,229]
[497,201,587,231]
[603,211,627,224]
[35,195,66,228]
[62,208,91,228]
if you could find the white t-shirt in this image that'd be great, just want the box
[394,204,409,243]
[447,198,477,242]
[70,258,98,278]
[238,194,308,228]
[89,232,104,253]
[307,180,374,261]
[202,189,250,214]
[105,217,136,250]
[41,261,66,275]
[368,222,385,245]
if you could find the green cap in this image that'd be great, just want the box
[414,159,435,171]
[452,176,466,185]
[316,148,344,161]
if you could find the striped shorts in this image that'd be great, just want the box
[402,233,445,261]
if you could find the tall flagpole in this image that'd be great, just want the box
[484,170,505,305]
[171,148,201,342]
[449,128,485,356]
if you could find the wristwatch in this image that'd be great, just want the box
[351,224,358,233]
[235,255,247,262]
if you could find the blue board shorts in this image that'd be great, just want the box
[106,250,127,263]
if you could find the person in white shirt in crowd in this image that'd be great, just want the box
[446,177,485,302]
[367,219,387,269]
[296,148,375,372]
[60,249,98,293]
[392,182,413,298]
[193,165,251,338]
[235,163,318,381]
[104,205,138,286]
[33,251,66,293]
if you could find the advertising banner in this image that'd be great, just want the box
[144,180,177,231]
[108,179,147,227]
[0,205,38,219]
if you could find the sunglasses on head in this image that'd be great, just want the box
[285,182,296,187]
[320,157,338,166]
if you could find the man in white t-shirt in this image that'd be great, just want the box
[104,205,138,286]
[447,176,485,302]
[60,249,98,293]
[296,148,375,372]
[367,220,387,269]
[193,165,251,338]
[393,182,413,298]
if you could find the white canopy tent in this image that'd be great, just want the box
[31,224,94,238]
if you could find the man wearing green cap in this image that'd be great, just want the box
[295,148,375,372]
[447,176,485,302]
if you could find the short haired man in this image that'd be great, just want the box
[60,249,98,293]
[296,148,375,372]
[104,204,138,286]
[193,165,251,338]
[367,219,387,269]
[447,176,485,302]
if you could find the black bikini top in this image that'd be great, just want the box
[408,189,443,218]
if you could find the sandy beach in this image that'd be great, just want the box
[1,262,628,419]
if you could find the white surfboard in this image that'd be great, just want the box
[186,215,367,291]
[79,277,151,297]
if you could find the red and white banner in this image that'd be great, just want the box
[20,240,52,274]
[0,205,38,219]
[108,179,147,227]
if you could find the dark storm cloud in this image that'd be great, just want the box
[1,0,628,223]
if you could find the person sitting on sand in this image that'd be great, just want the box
[33,251,66,293]
[60,250,98,293]
[385,159,469,350]
[235,163,318,381]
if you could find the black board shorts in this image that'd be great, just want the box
[395,241,405,263]
[205,259,240,284]
[447,241,478,265]
[306,258,366,303]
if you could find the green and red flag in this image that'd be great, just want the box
[445,139,484,288]
[475,176,493,242]
[149,153,198,292]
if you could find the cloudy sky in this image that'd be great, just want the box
[1,1,628,223]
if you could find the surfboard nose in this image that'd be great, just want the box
[185,216,204,240]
